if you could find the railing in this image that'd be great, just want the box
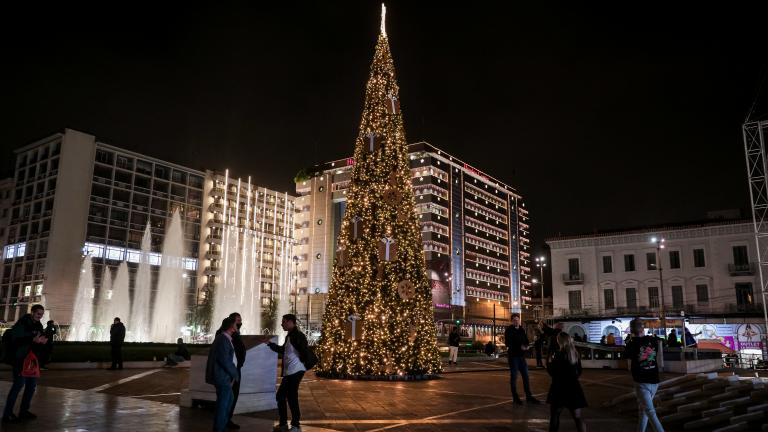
[558,308,593,317]
[562,273,584,284]
[728,263,756,276]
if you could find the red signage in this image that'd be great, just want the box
[463,163,488,180]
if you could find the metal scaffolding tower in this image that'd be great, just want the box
[743,120,768,359]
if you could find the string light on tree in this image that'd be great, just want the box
[316,3,441,379]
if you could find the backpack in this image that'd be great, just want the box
[2,329,15,365]
[303,348,318,370]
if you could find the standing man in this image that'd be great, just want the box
[41,320,57,369]
[206,317,239,432]
[2,304,48,423]
[266,314,309,432]
[504,314,540,405]
[448,327,460,366]
[534,324,545,368]
[226,312,246,430]
[109,317,126,370]
[626,318,665,432]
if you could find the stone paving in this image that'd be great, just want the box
[0,358,665,431]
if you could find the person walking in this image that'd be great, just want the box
[683,327,700,347]
[109,317,126,370]
[545,322,564,365]
[666,330,681,348]
[547,332,587,432]
[2,304,48,423]
[534,324,545,368]
[485,340,495,357]
[504,313,540,405]
[266,314,310,432]
[606,332,616,346]
[626,318,665,432]
[41,320,56,369]
[225,312,246,430]
[448,327,460,366]
[206,317,240,432]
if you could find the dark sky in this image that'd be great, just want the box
[2,1,767,254]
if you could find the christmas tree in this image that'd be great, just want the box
[316,4,441,379]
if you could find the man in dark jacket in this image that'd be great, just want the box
[266,314,309,432]
[223,312,246,430]
[626,318,665,432]
[504,314,540,405]
[2,304,48,423]
[206,317,239,432]
[448,327,460,365]
[41,320,56,368]
[109,317,126,370]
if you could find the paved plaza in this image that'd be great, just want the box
[0,358,658,432]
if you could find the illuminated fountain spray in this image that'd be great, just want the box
[128,225,152,342]
[150,210,187,343]
[110,262,131,334]
[68,255,94,341]
[95,266,114,340]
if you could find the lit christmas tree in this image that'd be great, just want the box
[316,4,441,379]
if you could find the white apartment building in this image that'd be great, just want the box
[547,220,760,321]
[0,178,13,258]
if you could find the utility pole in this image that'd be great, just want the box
[536,256,547,321]
[652,237,666,337]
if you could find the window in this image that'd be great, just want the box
[83,243,105,258]
[626,288,637,309]
[126,249,141,263]
[669,251,681,269]
[646,252,657,270]
[604,289,615,309]
[732,245,749,267]
[154,165,170,180]
[95,149,114,165]
[568,258,580,276]
[171,170,187,184]
[624,254,635,272]
[696,284,709,303]
[648,286,659,308]
[136,160,153,176]
[189,175,204,189]
[602,256,613,273]
[106,246,125,261]
[116,155,133,171]
[671,285,683,310]
[693,249,706,268]
[568,290,582,310]
[735,283,754,310]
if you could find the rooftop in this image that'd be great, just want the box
[546,218,752,243]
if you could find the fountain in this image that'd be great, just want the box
[150,210,186,343]
[95,266,114,340]
[110,262,131,331]
[128,225,152,342]
[68,255,94,341]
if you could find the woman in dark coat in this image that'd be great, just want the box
[547,332,587,432]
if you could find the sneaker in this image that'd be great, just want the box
[1,414,18,424]
[512,399,524,405]
[273,425,289,432]
[226,421,241,429]
[526,396,541,405]
[288,427,302,432]
[18,411,37,420]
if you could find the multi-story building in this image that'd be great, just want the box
[0,129,206,324]
[0,178,14,260]
[546,219,765,353]
[294,141,531,339]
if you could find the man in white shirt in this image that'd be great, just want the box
[266,314,308,432]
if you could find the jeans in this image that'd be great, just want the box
[635,382,664,432]
[508,356,532,399]
[3,366,37,418]
[448,346,459,363]
[228,369,241,422]
[277,371,304,427]
[214,382,234,432]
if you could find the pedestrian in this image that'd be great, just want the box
[165,337,191,366]
[264,314,310,432]
[2,304,48,423]
[534,324,545,368]
[225,312,246,430]
[109,317,126,370]
[667,330,681,348]
[600,335,606,345]
[485,340,495,357]
[448,326,460,366]
[504,313,541,405]
[547,332,587,432]
[546,322,564,365]
[41,320,56,369]
[683,327,700,347]
[626,318,665,432]
[606,332,616,346]
[206,317,239,432]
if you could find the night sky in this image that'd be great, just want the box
[2,1,767,255]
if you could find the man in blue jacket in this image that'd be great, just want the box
[206,317,239,432]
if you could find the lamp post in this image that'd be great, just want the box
[651,237,666,337]
[535,256,547,320]
[292,256,299,315]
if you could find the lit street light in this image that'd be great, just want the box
[651,237,667,337]
[535,256,547,321]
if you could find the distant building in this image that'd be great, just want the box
[546,220,763,346]
[0,178,14,261]
[293,142,531,338]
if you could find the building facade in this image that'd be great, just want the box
[294,142,531,337]
[546,220,765,350]
[0,178,14,262]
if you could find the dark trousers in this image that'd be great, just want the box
[228,369,241,422]
[110,342,123,369]
[549,405,585,432]
[276,371,304,427]
[214,383,234,432]
[3,366,37,418]
[535,344,543,366]
[508,356,532,400]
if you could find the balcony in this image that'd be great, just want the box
[557,308,593,317]
[206,234,223,245]
[208,202,224,213]
[209,187,225,197]
[562,273,584,285]
[205,250,221,260]
[207,218,224,228]
[728,263,756,276]
[203,266,221,276]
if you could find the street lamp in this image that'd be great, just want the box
[651,237,666,337]
[292,256,299,315]
[535,256,547,321]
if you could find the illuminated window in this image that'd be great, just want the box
[35,284,43,296]
[84,242,105,258]
[148,253,161,266]
[126,249,142,263]
[183,258,197,271]
[16,243,26,257]
[106,246,124,261]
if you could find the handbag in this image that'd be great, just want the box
[21,351,40,378]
